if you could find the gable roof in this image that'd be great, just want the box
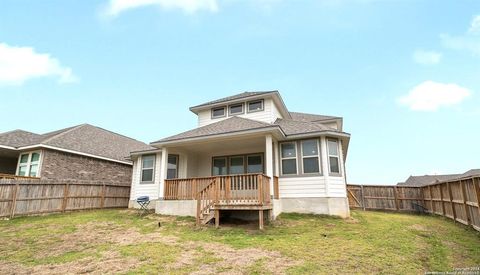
[397,169,480,187]
[154,117,278,143]
[0,124,154,163]
[190,91,277,110]
[289,112,340,122]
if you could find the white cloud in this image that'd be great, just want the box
[399,81,472,111]
[441,15,480,56]
[468,15,480,34]
[105,0,219,17]
[0,43,77,85]
[413,50,442,65]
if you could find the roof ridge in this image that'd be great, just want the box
[0,129,40,136]
[40,124,87,144]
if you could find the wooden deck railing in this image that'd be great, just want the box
[0,174,40,180]
[165,174,272,204]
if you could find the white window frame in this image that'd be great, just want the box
[247,99,264,113]
[228,103,244,116]
[327,139,341,175]
[141,154,156,183]
[280,142,298,175]
[300,139,321,174]
[16,151,42,177]
[211,106,227,119]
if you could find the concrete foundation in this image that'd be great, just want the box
[156,200,197,217]
[280,197,350,218]
[128,199,158,210]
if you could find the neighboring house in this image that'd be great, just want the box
[129,91,351,224]
[0,124,153,183]
[397,169,480,187]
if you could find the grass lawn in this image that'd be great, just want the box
[0,209,479,274]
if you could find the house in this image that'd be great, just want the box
[397,169,480,187]
[0,124,153,183]
[129,91,351,227]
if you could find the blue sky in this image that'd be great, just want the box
[1,0,479,184]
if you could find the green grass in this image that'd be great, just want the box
[0,209,478,274]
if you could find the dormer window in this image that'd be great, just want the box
[229,103,244,116]
[247,100,264,113]
[211,107,226,118]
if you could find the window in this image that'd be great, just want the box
[167,155,178,179]
[247,100,264,113]
[229,156,245,174]
[281,143,297,175]
[16,151,41,177]
[327,139,340,174]
[229,103,244,115]
[212,107,226,118]
[213,157,227,176]
[301,139,320,174]
[141,155,155,182]
[247,154,263,173]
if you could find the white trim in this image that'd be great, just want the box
[140,154,156,183]
[15,150,42,177]
[300,139,321,174]
[327,139,341,175]
[15,144,133,165]
[0,144,16,150]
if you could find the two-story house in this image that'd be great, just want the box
[129,91,351,228]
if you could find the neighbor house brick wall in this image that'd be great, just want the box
[40,149,132,184]
[0,157,18,174]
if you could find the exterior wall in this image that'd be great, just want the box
[130,152,163,201]
[197,98,284,127]
[279,177,327,198]
[40,149,132,183]
[0,157,17,174]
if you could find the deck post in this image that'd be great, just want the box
[215,209,220,228]
[259,210,264,230]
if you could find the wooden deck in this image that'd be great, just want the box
[165,174,279,229]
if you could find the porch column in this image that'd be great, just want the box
[265,135,274,196]
[159,147,168,200]
[273,139,279,177]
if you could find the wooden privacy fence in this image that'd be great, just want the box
[347,176,480,232]
[0,179,131,218]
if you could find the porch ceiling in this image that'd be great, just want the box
[168,134,266,154]
[0,148,18,158]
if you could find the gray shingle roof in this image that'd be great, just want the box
[462,169,480,177]
[190,91,277,109]
[154,117,277,143]
[274,118,335,136]
[289,112,340,122]
[397,169,480,187]
[0,124,154,162]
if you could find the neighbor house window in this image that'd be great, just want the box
[211,107,226,118]
[16,151,41,177]
[213,157,227,176]
[141,155,155,182]
[229,103,244,116]
[229,156,245,174]
[247,154,263,173]
[301,139,320,174]
[167,155,179,179]
[327,139,340,174]
[281,143,297,175]
[247,100,264,113]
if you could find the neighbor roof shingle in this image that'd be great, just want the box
[397,169,480,187]
[190,91,278,109]
[0,124,154,162]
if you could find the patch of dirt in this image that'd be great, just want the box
[409,224,431,232]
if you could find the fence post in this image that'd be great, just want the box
[460,180,471,225]
[10,182,19,218]
[473,177,480,218]
[360,185,366,210]
[100,183,106,209]
[447,182,456,223]
[439,183,446,216]
[62,183,70,212]
[393,186,400,211]
[429,185,435,214]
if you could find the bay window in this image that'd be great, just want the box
[301,139,320,174]
[281,142,297,175]
[327,139,340,174]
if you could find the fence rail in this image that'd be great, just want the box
[0,179,131,218]
[347,176,480,232]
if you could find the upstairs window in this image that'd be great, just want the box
[229,103,244,116]
[301,139,320,174]
[281,143,297,175]
[17,151,41,177]
[327,139,340,174]
[167,155,179,179]
[141,155,155,182]
[247,100,264,113]
[211,107,226,118]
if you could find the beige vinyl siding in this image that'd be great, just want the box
[130,152,162,200]
[197,98,281,126]
[278,176,327,198]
